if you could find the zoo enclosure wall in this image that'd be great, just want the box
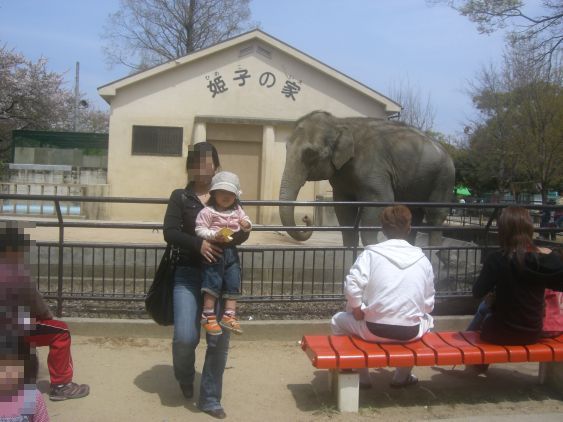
[0,193,561,317]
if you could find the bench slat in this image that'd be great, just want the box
[302,332,562,371]
[378,343,416,367]
[421,332,462,365]
[301,336,337,369]
[524,343,553,362]
[460,331,509,364]
[403,340,437,366]
[350,337,388,367]
[501,345,529,362]
[436,332,483,365]
[538,337,563,360]
[329,336,366,369]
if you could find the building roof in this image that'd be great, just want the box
[97,29,401,114]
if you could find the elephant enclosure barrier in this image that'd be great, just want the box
[1,193,560,317]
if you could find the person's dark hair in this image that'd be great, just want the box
[206,191,240,210]
[186,142,220,173]
[0,223,30,254]
[497,206,537,264]
[381,205,412,239]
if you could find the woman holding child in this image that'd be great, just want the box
[163,142,250,419]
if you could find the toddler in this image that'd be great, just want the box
[0,338,50,422]
[195,171,251,335]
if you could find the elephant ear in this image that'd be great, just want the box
[331,126,354,170]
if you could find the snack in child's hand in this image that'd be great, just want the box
[217,227,234,241]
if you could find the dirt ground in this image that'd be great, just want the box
[38,335,563,422]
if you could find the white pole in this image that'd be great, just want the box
[73,61,80,131]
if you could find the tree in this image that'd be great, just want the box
[79,108,110,133]
[0,45,72,159]
[102,0,255,70]
[464,42,563,202]
[0,45,109,162]
[387,79,436,132]
[433,0,563,65]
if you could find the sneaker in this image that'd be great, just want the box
[201,314,222,336]
[49,382,90,401]
[219,314,243,335]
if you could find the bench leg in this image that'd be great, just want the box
[539,362,563,392]
[539,362,547,385]
[329,369,359,413]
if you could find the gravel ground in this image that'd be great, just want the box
[51,298,346,320]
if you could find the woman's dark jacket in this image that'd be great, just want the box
[473,250,563,345]
[163,184,249,267]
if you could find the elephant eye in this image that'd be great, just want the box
[302,147,319,165]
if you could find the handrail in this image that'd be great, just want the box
[2,193,560,316]
[0,193,561,210]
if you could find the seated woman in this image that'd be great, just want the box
[331,205,435,388]
[468,206,563,346]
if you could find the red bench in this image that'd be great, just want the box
[301,331,563,412]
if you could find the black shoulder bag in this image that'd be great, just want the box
[145,244,177,325]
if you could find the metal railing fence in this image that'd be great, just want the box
[1,193,561,316]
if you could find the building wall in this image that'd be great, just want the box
[105,40,388,221]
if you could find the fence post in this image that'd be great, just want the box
[54,199,65,317]
[482,206,500,257]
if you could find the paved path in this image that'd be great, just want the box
[38,331,563,422]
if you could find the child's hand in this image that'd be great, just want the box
[240,220,251,231]
[214,232,230,243]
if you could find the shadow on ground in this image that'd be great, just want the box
[288,365,563,413]
[134,364,202,413]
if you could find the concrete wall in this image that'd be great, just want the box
[2,164,109,219]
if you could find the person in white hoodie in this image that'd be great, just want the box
[331,205,435,388]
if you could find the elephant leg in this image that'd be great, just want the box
[425,212,446,246]
[332,190,359,247]
[423,165,455,247]
[358,186,394,246]
[424,202,450,247]
[409,208,424,245]
[359,206,384,246]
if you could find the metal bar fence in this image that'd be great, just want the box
[1,194,561,316]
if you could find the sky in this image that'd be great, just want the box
[0,0,532,136]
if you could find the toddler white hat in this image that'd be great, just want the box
[210,171,242,197]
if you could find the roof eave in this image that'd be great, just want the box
[97,29,402,112]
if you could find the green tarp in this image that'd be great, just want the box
[455,186,471,196]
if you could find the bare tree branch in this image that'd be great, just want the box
[386,78,437,132]
[430,0,563,67]
[102,0,256,71]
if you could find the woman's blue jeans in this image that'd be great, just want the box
[467,300,491,331]
[172,265,231,412]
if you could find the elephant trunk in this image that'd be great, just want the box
[279,168,313,241]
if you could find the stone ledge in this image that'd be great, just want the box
[64,315,473,341]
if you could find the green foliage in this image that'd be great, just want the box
[463,42,563,201]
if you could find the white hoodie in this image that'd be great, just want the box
[344,239,435,328]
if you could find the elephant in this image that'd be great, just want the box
[278,111,455,247]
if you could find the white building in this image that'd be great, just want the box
[98,30,400,223]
